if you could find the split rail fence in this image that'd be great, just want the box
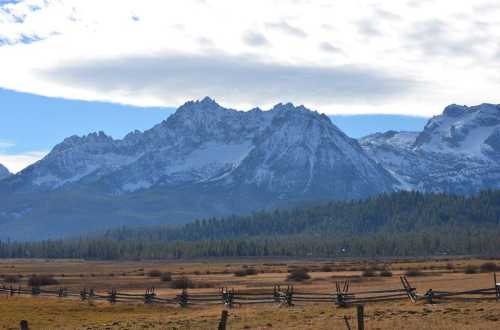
[1,274,499,308]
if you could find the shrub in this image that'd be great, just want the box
[160,272,172,282]
[245,268,259,275]
[170,276,194,289]
[361,269,377,277]
[464,266,478,274]
[446,263,455,270]
[320,265,333,272]
[379,270,393,277]
[3,275,20,283]
[147,269,162,277]
[287,269,311,282]
[480,262,498,273]
[28,275,59,287]
[234,270,248,277]
[405,269,424,277]
[234,268,259,277]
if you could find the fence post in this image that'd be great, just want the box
[145,287,155,304]
[178,289,188,307]
[80,288,87,301]
[285,285,294,307]
[494,272,500,301]
[20,320,29,330]
[400,276,417,303]
[222,288,234,308]
[356,305,365,330]
[273,285,279,303]
[108,289,117,304]
[425,289,434,304]
[218,310,228,330]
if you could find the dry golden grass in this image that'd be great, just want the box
[0,257,499,329]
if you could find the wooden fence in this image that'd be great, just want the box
[1,274,499,308]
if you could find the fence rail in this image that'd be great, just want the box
[1,273,499,308]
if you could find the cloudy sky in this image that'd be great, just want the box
[0,0,498,171]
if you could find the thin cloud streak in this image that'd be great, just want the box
[39,52,418,108]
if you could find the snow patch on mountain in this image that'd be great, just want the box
[3,97,395,201]
[361,103,500,194]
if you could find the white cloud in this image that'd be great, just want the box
[0,140,46,173]
[0,0,499,116]
[0,150,47,173]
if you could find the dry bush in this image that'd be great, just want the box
[234,270,249,277]
[170,276,194,289]
[28,275,59,287]
[464,266,478,274]
[379,270,393,277]
[3,275,20,283]
[234,268,259,277]
[287,269,310,282]
[320,265,333,272]
[361,269,377,277]
[147,269,162,277]
[160,272,172,282]
[480,262,498,273]
[404,269,424,277]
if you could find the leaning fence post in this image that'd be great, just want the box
[356,305,365,330]
[218,310,228,330]
[335,281,347,307]
[400,276,417,303]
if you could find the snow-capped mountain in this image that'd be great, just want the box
[360,103,500,193]
[0,97,396,240]
[0,164,10,180]
[3,98,395,197]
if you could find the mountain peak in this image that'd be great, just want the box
[271,102,309,112]
[178,97,223,112]
[52,131,114,153]
[442,103,500,118]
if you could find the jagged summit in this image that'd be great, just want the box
[3,99,500,239]
[2,97,394,199]
[361,102,500,193]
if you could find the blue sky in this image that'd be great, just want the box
[0,88,428,173]
[0,0,495,172]
[0,88,174,172]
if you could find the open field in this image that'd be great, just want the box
[1,257,500,329]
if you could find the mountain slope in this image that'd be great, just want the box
[0,98,395,240]
[0,164,10,180]
[360,103,500,193]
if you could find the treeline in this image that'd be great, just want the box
[0,190,499,259]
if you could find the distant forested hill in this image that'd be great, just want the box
[1,190,500,259]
